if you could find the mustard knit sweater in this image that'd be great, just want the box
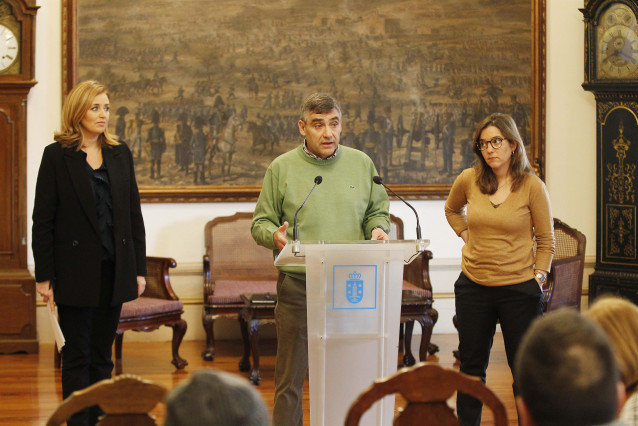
[445,168,555,286]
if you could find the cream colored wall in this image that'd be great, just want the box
[29,0,595,344]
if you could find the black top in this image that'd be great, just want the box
[84,155,115,263]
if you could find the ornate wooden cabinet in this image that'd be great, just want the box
[0,0,38,353]
[583,0,638,305]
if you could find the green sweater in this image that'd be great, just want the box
[445,168,555,286]
[251,145,390,279]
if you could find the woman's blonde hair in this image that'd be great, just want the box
[54,80,119,150]
[586,296,638,394]
[472,112,534,194]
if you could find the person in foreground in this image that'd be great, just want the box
[251,93,390,426]
[32,80,146,426]
[586,296,638,425]
[515,308,627,426]
[164,369,269,426]
[445,112,554,425]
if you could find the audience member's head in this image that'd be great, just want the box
[514,308,624,426]
[164,369,269,426]
[586,296,638,396]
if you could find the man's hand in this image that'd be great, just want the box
[137,276,147,297]
[274,221,289,250]
[36,281,55,313]
[371,227,389,241]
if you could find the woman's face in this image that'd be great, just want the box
[478,125,516,174]
[80,93,110,141]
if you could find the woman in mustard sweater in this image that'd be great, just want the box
[445,113,554,426]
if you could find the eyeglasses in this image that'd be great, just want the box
[476,136,507,151]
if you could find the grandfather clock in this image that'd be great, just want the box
[582,0,638,305]
[0,0,38,353]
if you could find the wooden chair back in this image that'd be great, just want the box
[389,213,404,240]
[544,218,587,312]
[390,214,434,295]
[204,212,278,282]
[46,375,167,426]
[344,363,508,426]
[143,256,180,300]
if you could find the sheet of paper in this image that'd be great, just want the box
[48,308,65,352]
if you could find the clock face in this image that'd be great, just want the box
[596,3,638,79]
[599,25,638,78]
[0,24,18,72]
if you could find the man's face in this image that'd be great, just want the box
[298,108,342,159]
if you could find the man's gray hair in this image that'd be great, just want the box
[164,369,269,426]
[300,92,341,122]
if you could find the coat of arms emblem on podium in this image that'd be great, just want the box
[333,265,377,310]
[346,271,364,304]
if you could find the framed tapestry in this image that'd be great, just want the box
[62,0,546,203]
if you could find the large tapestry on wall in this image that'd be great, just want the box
[72,0,536,199]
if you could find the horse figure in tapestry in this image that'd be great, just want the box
[247,121,277,155]
[209,114,242,178]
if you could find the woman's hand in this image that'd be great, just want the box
[534,270,547,291]
[137,276,146,297]
[534,276,543,291]
[36,281,55,313]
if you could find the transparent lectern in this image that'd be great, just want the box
[275,239,427,426]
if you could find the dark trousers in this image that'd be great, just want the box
[272,273,307,426]
[454,272,543,426]
[58,304,122,426]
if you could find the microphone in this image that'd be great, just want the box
[292,175,323,254]
[373,176,426,252]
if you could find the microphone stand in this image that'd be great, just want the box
[292,176,323,254]
[373,176,426,253]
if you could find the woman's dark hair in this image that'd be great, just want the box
[472,112,534,194]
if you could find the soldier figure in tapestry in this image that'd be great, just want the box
[147,109,166,180]
[191,116,207,185]
[175,112,193,175]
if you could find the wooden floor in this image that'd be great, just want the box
[0,333,517,425]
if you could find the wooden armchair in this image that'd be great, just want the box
[54,256,188,374]
[390,214,439,366]
[344,362,508,426]
[543,218,587,312]
[115,256,187,373]
[46,374,167,426]
[201,212,278,366]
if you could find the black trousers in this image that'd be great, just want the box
[57,260,122,426]
[454,272,543,426]
[58,304,122,426]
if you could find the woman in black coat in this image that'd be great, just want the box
[32,80,146,426]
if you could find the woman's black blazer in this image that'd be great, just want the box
[32,141,146,307]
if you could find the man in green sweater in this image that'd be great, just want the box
[251,93,390,426]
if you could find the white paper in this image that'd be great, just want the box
[48,308,65,352]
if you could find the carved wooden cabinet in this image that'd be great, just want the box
[582,0,638,306]
[0,0,38,353]
[587,96,638,306]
